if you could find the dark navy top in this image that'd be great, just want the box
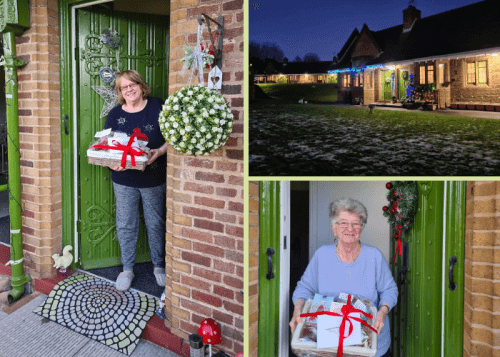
[104,97,166,188]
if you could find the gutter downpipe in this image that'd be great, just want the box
[2,31,31,303]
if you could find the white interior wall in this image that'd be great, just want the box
[309,181,391,264]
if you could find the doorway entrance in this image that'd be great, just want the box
[258,181,465,357]
[60,0,169,297]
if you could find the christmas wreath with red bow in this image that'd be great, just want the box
[382,181,418,263]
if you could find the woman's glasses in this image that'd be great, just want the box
[120,83,139,92]
[336,221,362,230]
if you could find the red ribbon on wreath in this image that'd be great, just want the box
[394,223,402,263]
[299,295,377,357]
[92,128,148,168]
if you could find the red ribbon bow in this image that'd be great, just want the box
[394,223,402,263]
[92,128,147,168]
[300,295,377,357]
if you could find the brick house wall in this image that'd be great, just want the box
[166,0,244,355]
[351,31,379,60]
[450,56,500,104]
[248,181,260,357]
[16,0,61,279]
[464,181,500,357]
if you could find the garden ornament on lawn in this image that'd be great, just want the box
[52,245,73,272]
[198,318,221,357]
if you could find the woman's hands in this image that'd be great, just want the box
[374,304,389,335]
[147,148,163,165]
[109,165,127,171]
[289,299,305,334]
[147,143,168,165]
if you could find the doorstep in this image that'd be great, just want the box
[0,243,190,357]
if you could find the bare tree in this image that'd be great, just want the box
[303,53,320,62]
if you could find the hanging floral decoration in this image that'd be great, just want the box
[180,22,215,87]
[158,85,233,156]
[402,71,409,81]
[382,181,418,263]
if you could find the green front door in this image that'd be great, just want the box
[383,70,393,101]
[258,181,281,357]
[391,181,465,357]
[398,69,409,100]
[76,6,169,269]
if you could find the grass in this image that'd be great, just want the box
[249,99,500,176]
[257,83,338,102]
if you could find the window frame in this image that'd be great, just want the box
[466,59,488,86]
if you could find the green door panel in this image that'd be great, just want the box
[383,70,393,101]
[391,181,465,357]
[76,7,169,269]
[258,181,281,357]
[443,181,465,357]
[398,69,409,100]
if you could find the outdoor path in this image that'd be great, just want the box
[313,102,500,119]
[0,275,180,357]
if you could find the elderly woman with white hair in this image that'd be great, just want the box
[289,197,398,357]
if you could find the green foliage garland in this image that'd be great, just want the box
[383,181,419,231]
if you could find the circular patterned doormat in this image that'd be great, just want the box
[33,273,158,355]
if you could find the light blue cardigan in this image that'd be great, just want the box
[292,244,398,357]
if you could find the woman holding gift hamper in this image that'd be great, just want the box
[104,70,168,291]
[290,198,398,357]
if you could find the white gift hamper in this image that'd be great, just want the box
[87,147,149,171]
[291,298,378,357]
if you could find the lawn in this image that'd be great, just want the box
[249,99,500,176]
[257,83,338,102]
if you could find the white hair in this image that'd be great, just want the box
[329,197,368,226]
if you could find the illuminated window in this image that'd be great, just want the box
[427,65,434,84]
[467,62,476,84]
[478,61,487,84]
[439,64,445,84]
[360,72,364,87]
[354,73,359,87]
[419,66,425,84]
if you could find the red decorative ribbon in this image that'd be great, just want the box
[300,295,377,357]
[394,223,402,263]
[92,128,147,168]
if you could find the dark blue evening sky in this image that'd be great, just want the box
[250,0,484,61]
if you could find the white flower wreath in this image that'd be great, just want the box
[159,85,234,155]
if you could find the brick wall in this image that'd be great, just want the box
[351,31,379,59]
[450,56,500,104]
[166,0,244,355]
[16,0,61,279]
[248,182,259,357]
[464,181,500,357]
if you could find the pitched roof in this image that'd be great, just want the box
[336,0,500,69]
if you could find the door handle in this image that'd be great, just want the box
[448,256,458,291]
[266,248,275,280]
[64,114,69,135]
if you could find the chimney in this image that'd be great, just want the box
[403,5,421,32]
[332,56,338,64]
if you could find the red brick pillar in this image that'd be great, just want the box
[166,0,244,354]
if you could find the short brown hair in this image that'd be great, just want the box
[115,70,151,105]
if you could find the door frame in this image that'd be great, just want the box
[60,0,170,268]
[60,0,114,267]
